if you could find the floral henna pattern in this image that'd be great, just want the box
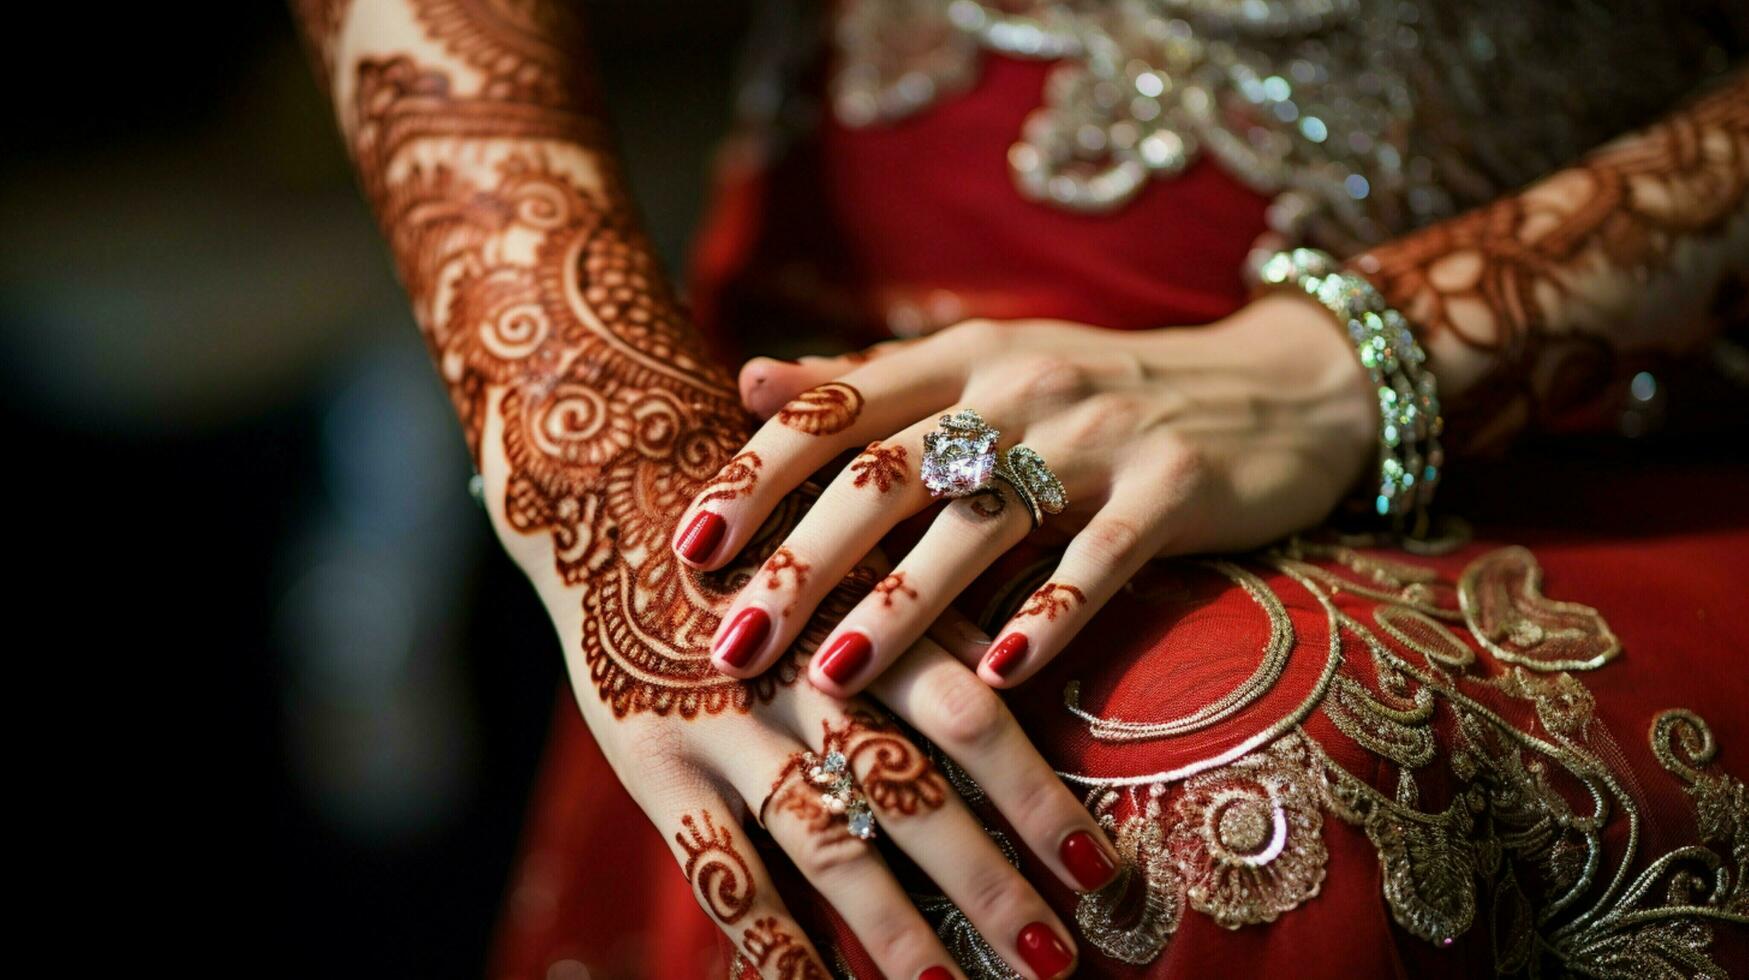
[776,382,865,436]
[872,571,919,608]
[849,442,908,493]
[1356,68,1749,453]
[675,812,755,925]
[762,547,810,592]
[1016,582,1087,621]
[294,1,890,720]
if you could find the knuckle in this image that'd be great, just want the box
[789,831,872,881]
[1069,392,1140,440]
[922,669,1010,750]
[1013,355,1093,403]
[859,917,934,969]
[960,863,1038,922]
[1079,515,1145,565]
[945,318,1001,349]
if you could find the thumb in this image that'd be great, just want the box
[737,354,858,419]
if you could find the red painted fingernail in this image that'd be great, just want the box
[985,633,1029,678]
[716,606,770,669]
[1016,922,1074,978]
[1059,830,1119,892]
[817,632,872,686]
[919,969,954,980]
[676,511,725,564]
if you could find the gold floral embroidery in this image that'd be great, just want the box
[1078,788,1182,965]
[899,540,1738,977]
[1166,734,1328,928]
[1039,541,1746,975]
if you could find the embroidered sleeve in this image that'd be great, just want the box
[1353,67,1749,454]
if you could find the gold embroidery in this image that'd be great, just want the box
[1044,542,1745,974]
[1166,734,1328,929]
[1077,788,1182,965]
[1062,561,1293,743]
[1458,545,1621,672]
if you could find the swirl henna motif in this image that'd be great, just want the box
[1016,582,1087,621]
[831,713,948,818]
[676,812,755,925]
[849,442,908,493]
[776,382,865,435]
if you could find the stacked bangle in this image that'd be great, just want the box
[1258,247,1444,532]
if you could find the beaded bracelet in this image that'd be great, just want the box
[1258,247,1444,532]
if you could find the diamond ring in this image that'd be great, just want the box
[921,409,1002,498]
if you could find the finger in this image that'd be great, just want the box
[657,798,834,979]
[869,639,1125,903]
[739,340,922,418]
[979,461,1190,688]
[674,341,970,571]
[723,738,966,980]
[926,604,991,667]
[709,408,968,680]
[807,479,1032,697]
[812,707,1080,980]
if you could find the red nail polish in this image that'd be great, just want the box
[918,969,954,980]
[676,512,725,564]
[716,607,770,669]
[1016,922,1074,979]
[817,632,872,686]
[985,633,1029,678]
[1059,830,1119,892]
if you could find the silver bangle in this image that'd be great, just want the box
[1258,248,1444,531]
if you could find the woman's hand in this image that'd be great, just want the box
[515,500,1104,980]
[674,292,1377,695]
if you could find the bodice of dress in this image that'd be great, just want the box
[818,0,1748,252]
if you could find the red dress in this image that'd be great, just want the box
[492,56,1749,979]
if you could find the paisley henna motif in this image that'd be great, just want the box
[675,812,755,925]
[777,382,864,436]
[699,451,763,507]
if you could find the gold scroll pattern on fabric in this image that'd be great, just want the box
[912,541,1746,978]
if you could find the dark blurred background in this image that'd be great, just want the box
[2,3,749,976]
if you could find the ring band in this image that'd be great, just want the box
[996,445,1067,529]
[921,409,1002,498]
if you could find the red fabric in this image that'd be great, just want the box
[492,53,1749,980]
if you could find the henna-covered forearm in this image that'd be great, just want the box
[291,0,841,718]
[1354,67,1749,453]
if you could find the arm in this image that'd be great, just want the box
[291,4,1113,977]
[691,70,1749,697]
[1354,67,1749,454]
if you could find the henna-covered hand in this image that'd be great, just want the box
[1355,67,1749,453]
[294,3,1107,976]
